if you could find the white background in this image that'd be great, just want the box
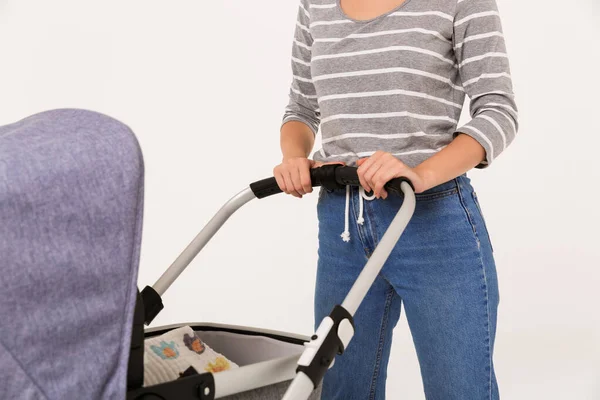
[1,0,598,398]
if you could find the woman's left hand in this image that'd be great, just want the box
[357,151,428,198]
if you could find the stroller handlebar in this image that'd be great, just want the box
[249,165,414,199]
[148,165,415,325]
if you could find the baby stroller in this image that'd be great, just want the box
[0,109,415,400]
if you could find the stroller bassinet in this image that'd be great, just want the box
[0,109,415,400]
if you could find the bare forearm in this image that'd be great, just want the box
[280,121,315,160]
[414,133,486,191]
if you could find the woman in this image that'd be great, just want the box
[274,0,517,398]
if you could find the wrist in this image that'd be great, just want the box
[413,165,437,192]
[282,154,308,162]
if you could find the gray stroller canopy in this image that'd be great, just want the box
[0,109,144,400]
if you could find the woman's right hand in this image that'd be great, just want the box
[273,157,314,198]
[273,158,343,198]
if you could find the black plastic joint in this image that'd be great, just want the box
[195,373,215,400]
[395,176,416,193]
[329,305,354,354]
[140,286,164,325]
[297,305,354,388]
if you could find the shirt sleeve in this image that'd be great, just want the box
[452,0,519,167]
[281,0,321,136]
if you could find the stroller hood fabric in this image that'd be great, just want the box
[0,109,144,400]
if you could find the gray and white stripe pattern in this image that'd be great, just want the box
[282,0,518,167]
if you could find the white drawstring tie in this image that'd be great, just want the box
[340,186,376,242]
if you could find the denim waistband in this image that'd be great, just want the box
[419,173,468,196]
[320,173,470,242]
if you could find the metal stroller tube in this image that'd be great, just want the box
[343,180,415,315]
[282,180,415,400]
[152,188,257,297]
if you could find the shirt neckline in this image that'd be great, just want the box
[336,0,415,23]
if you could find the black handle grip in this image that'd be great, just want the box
[249,177,283,199]
[333,166,413,196]
[250,165,414,199]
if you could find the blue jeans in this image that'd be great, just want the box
[315,174,499,400]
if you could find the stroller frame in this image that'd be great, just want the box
[127,164,416,400]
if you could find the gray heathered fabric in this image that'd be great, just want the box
[282,0,518,168]
[0,109,144,400]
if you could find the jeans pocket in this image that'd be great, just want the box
[415,187,458,201]
[471,191,494,252]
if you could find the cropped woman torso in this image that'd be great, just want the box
[283,0,518,169]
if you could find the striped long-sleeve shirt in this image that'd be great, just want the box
[282,0,518,168]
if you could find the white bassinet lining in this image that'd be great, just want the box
[143,323,315,398]
[197,329,303,367]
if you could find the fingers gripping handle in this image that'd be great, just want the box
[249,165,345,198]
[250,165,414,199]
[333,166,414,196]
